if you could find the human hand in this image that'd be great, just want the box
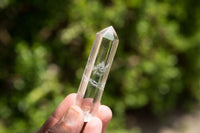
[37,93,112,133]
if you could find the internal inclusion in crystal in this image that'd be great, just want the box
[77,26,118,122]
[84,38,112,101]
[84,27,117,96]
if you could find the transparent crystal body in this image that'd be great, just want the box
[76,26,119,122]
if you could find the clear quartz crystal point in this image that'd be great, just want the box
[76,26,119,122]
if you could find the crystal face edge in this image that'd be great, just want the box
[97,26,118,41]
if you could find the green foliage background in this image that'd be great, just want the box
[0,0,200,132]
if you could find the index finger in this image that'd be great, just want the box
[37,93,77,133]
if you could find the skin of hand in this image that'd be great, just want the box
[37,93,112,133]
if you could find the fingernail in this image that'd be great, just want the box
[63,106,80,125]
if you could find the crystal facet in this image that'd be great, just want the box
[76,26,119,122]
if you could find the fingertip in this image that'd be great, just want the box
[97,105,112,123]
[97,105,112,132]
[51,93,77,120]
[64,93,77,102]
[83,117,102,133]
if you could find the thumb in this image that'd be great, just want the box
[47,105,84,133]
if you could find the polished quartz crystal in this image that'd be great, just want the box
[76,26,119,122]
